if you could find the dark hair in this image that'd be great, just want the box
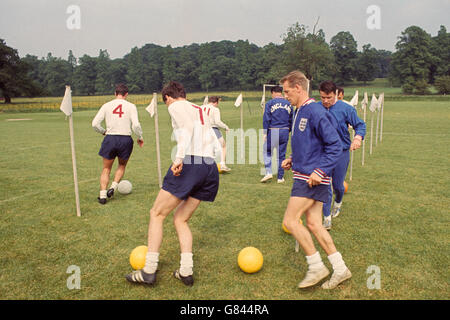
[271,85,283,93]
[208,96,220,104]
[161,81,186,103]
[115,83,129,96]
[337,86,344,95]
[319,80,337,94]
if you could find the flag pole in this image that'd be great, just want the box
[153,93,162,188]
[69,113,81,217]
[370,108,374,155]
[362,92,367,165]
[375,100,381,146]
[380,93,384,143]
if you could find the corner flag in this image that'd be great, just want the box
[60,86,73,116]
[147,93,162,188]
[234,93,243,107]
[60,85,81,217]
[349,90,359,107]
[145,94,157,118]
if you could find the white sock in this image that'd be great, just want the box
[111,181,119,191]
[143,252,159,274]
[324,215,331,222]
[305,251,325,271]
[334,201,342,209]
[220,161,226,166]
[180,252,193,277]
[327,251,347,274]
[99,190,107,199]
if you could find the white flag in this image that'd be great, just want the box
[60,86,73,116]
[369,93,378,112]
[234,93,243,107]
[361,92,369,110]
[203,95,209,106]
[349,90,359,107]
[260,93,265,109]
[377,92,384,110]
[146,95,157,117]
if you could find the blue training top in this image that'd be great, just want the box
[319,100,366,151]
[291,99,342,178]
[263,97,293,130]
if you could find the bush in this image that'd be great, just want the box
[434,75,450,94]
[413,79,431,95]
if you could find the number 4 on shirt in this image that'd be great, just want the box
[113,104,124,117]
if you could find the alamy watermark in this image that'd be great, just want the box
[366,265,381,289]
[66,5,81,30]
[366,5,381,30]
[66,265,81,290]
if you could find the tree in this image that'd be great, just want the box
[43,53,72,96]
[354,44,380,83]
[330,31,358,84]
[73,54,97,95]
[389,26,437,90]
[95,49,113,95]
[282,23,335,88]
[0,39,37,103]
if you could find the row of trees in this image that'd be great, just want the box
[1,24,449,102]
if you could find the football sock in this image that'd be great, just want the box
[180,252,193,277]
[143,252,159,274]
[99,190,107,199]
[334,201,342,209]
[305,251,325,271]
[327,251,347,274]
[111,181,119,191]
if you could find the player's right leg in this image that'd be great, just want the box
[282,196,330,288]
[126,189,182,285]
[108,157,129,198]
[98,157,114,204]
[172,196,201,286]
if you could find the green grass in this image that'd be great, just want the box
[0,94,449,300]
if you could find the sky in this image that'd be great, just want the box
[1,0,449,59]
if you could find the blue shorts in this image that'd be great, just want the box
[98,135,134,160]
[291,179,329,203]
[212,127,222,139]
[162,156,219,202]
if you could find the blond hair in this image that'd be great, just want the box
[280,70,309,91]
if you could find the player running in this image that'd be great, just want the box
[318,81,366,230]
[202,96,231,172]
[92,83,144,205]
[280,71,352,290]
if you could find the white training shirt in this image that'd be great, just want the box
[202,103,229,130]
[168,100,218,160]
[92,98,143,139]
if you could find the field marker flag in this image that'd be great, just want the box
[379,92,385,142]
[348,90,358,181]
[375,92,383,146]
[260,92,265,109]
[146,93,162,188]
[369,93,378,155]
[361,92,368,165]
[60,86,81,217]
[234,93,243,107]
[349,90,359,108]
[235,93,244,160]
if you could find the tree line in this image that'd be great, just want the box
[1,23,449,103]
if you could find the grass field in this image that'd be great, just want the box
[0,90,449,300]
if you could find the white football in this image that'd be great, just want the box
[118,180,132,194]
